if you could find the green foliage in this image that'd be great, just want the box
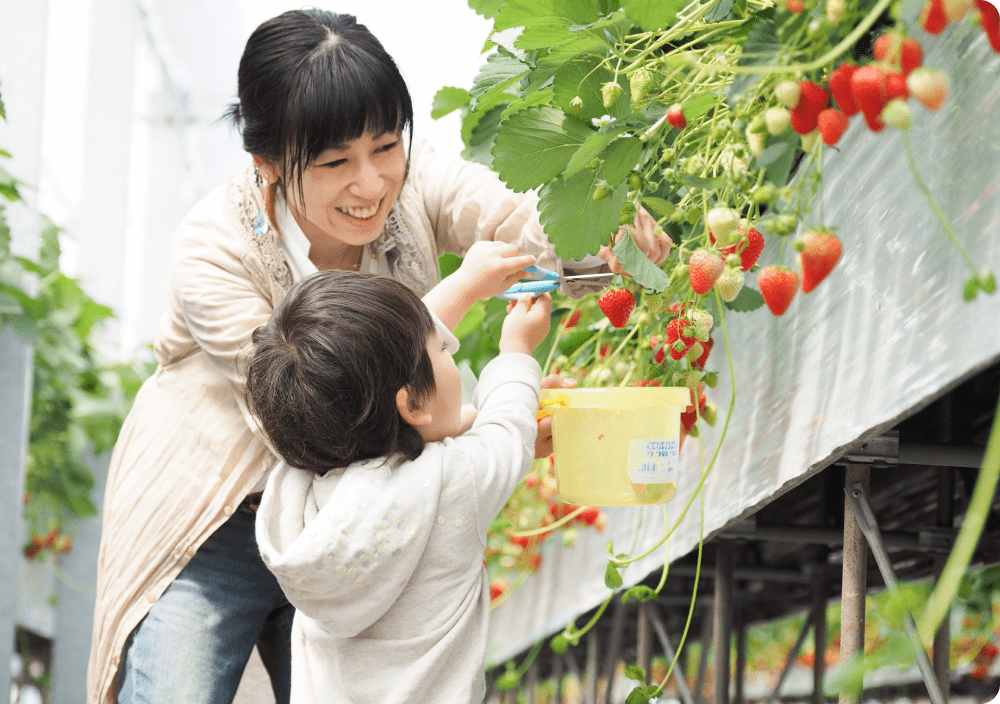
[0,88,150,556]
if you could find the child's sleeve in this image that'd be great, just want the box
[454,353,541,538]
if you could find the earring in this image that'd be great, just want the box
[254,165,263,187]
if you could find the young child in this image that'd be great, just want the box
[246,268,551,704]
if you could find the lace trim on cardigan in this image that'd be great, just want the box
[228,165,431,299]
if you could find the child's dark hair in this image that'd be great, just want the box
[225,10,414,219]
[247,271,436,473]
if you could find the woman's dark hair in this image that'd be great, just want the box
[225,10,414,214]
[246,271,436,474]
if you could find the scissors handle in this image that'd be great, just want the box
[496,279,560,301]
[521,264,560,282]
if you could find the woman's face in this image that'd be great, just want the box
[285,130,406,251]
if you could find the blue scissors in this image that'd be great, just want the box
[497,265,616,301]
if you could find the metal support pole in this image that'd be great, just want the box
[526,660,538,704]
[695,610,713,704]
[844,482,946,704]
[553,652,564,704]
[586,629,599,704]
[602,598,626,704]
[838,465,869,704]
[734,609,746,704]
[714,541,734,704]
[768,615,812,704]
[645,602,697,704]
[637,603,652,683]
[933,467,954,699]
[812,575,828,704]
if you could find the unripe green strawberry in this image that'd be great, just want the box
[748,113,768,134]
[765,107,791,134]
[629,68,655,104]
[702,403,718,426]
[770,214,798,236]
[592,184,611,201]
[751,183,778,205]
[715,267,745,301]
[827,0,847,21]
[601,81,624,109]
[685,206,701,225]
[880,99,911,130]
[689,309,714,337]
[621,200,637,219]
[906,67,948,111]
[628,173,643,191]
[748,130,767,158]
[644,292,667,315]
[775,80,802,108]
[707,207,740,247]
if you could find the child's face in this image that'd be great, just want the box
[415,331,464,443]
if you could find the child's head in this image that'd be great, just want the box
[247,270,463,474]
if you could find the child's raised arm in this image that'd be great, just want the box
[499,293,552,355]
[422,241,536,330]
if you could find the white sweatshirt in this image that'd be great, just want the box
[255,353,541,704]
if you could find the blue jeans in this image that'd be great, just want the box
[115,502,293,704]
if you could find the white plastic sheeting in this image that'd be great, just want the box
[486,22,1000,665]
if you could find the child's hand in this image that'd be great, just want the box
[500,293,552,355]
[455,241,537,302]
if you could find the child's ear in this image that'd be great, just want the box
[396,386,432,427]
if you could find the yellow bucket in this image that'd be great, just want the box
[540,387,689,507]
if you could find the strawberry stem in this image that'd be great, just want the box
[902,131,979,278]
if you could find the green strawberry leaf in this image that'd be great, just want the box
[621,0,686,30]
[468,0,504,19]
[625,685,656,704]
[612,233,670,291]
[493,106,595,192]
[601,137,644,187]
[681,174,728,192]
[553,55,630,121]
[470,51,529,112]
[538,170,626,259]
[605,562,623,589]
[494,0,599,31]
[431,87,471,119]
[640,197,676,219]
[724,285,765,311]
[705,0,736,22]
[564,129,618,180]
[625,665,647,682]
[516,22,574,50]
[621,585,657,602]
[462,103,505,167]
[755,130,799,188]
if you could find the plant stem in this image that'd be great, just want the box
[902,131,979,277]
[917,390,1000,640]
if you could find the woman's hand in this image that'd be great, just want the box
[534,373,577,459]
[456,241,537,301]
[597,206,672,275]
[423,241,536,330]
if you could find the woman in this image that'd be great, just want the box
[87,9,671,704]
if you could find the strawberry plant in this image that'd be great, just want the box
[435,0,1000,698]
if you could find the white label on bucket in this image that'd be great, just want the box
[627,439,678,484]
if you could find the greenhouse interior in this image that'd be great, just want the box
[1,1,999,704]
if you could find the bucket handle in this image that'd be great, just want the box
[536,394,569,420]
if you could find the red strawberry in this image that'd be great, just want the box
[509,534,531,548]
[850,64,888,131]
[828,64,860,116]
[694,337,714,368]
[920,0,949,33]
[490,578,509,601]
[577,506,601,526]
[716,227,765,271]
[885,72,909,101]
[817,108,849,146]
[688,249,725,295]
[873,32,923,75]
[789,81,829,134]
[795,231,842,292]
[562,310,581,329]
[666,318,696,360]
[524,474,538,488]
[975,0,1000,51]
[667,104,687,129]
[598,288,635,328]
[786,0,805,12]
[680,392,707,432]
[758,266,800,315]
